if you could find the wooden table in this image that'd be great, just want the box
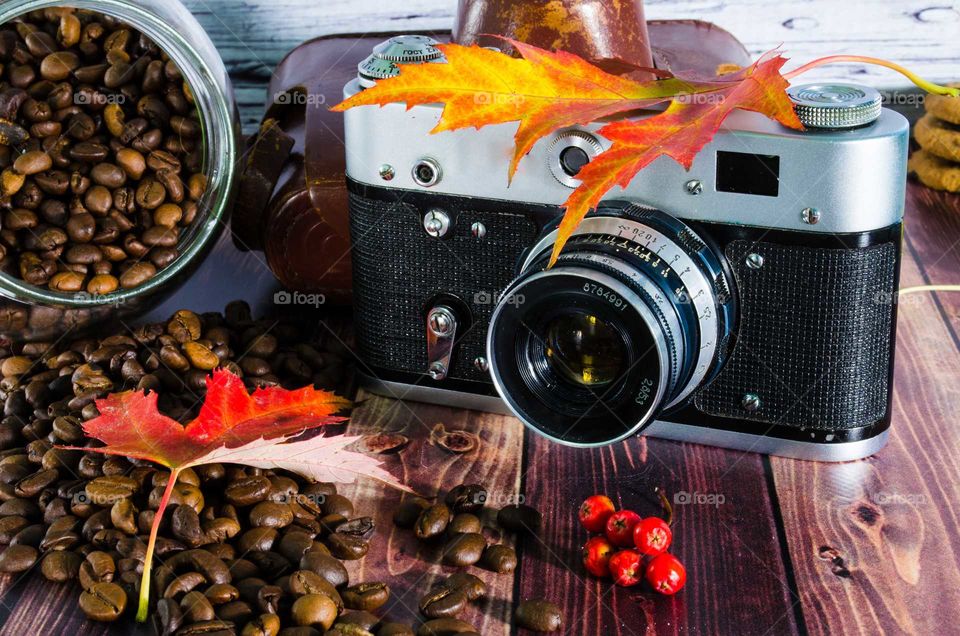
[2,2,960,635]
[1,181,958,635]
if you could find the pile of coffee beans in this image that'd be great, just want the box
[0,300,563,633]
[393,483,562,633]
[0,302,433,634]
[0,8,208,294]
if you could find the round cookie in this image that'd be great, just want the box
[915,114,960,162]
[925,85,960,126]
[908,149,960,193]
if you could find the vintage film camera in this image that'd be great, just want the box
[342,35,907,462]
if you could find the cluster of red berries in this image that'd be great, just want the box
[578,495,686,594]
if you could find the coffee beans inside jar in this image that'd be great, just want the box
[0,8,209,294]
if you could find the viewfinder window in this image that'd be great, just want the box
[716,151,780,197]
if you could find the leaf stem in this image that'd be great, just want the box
[784,56,959,96]
[137,467,180,622]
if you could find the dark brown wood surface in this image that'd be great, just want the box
[0,181,957,636]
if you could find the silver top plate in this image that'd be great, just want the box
[343,78,909,235]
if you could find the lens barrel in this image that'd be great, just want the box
[488,202,735,447]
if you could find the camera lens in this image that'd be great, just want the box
[559,146,591,177]
[542,311,625,389]
[487,202,735,447]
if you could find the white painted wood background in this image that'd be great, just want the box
[181,0,960,133]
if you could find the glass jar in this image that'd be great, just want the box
[0,0,238,341]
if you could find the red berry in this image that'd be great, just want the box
[645,553,687,595]
[581,536,615,578]
[578,495,616,533]
[605,510,642,547]
[608,550,644,587]
[633,517,672,556]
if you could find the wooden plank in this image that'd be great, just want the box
[520,433,802,635]
[334,390,525,634]
[770,183,960,635]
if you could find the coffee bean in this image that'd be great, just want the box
[447,513,481,536]
[327,532,369,560]
[86,475,138,504]
[87,274,119,295]
[182,590,216,622]
[49,271,85,292]
[244,614,281,636]
[320,493,354,519]
[480,544,517,574]
[299,552,349,588]
[40,549,82,582]
[119,262,156,289]
[14,150,52,175]
[442,532,486,567]
[415,504,451,540]
[336,517,375,540]
[238,526,278,553]
[497,504,542,534]
[79,581,127,622]
[78,550,116,590]
[291,594,338,630]
[379,623,416,636]
[225,475,271,507]
[1,168,25,197]
[286,570,344,610]
[183,341,219,371]
[91,163,126,188]
[176,620,235,636]
[0,543,37,572]
[40,51,80,81]
[342,582,389,612]
[515,600,563,632]
[249,501,293,529]
[444,485,487,514]
[84,185,113,216]
[154,203,183,227]
[416,619,478,636]
[440,572,486,602]
[419,585,467,619]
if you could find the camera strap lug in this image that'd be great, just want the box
[426,306,458,380]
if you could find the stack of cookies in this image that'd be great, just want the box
[909,86,960,192]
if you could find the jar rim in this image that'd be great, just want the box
[0,0,237,308]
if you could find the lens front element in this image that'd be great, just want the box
[543,311,626,389]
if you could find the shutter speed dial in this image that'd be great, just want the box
[787,83,882,129]
[358,35,445,87]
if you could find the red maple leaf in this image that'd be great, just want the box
[61,369,407,621]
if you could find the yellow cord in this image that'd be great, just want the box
[899,285,960,296]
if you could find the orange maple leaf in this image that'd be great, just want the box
[332,38,733,178]
[551,53,803,266]
[333,39,958,267]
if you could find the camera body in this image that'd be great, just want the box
[342,37,909,461]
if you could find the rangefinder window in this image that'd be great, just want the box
[716,151,780,197]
